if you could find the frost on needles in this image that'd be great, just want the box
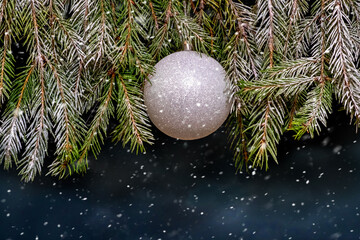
[0,0,359,181]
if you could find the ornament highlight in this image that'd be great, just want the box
[144,51,231,140]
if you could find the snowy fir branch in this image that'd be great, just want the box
[0,0,360,180]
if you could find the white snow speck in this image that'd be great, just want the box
[333,145,342,154]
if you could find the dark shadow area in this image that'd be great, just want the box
[1,108,360,240]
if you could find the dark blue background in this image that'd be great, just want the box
[1,111,359,240]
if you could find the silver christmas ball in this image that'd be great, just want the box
[144,51,231,140]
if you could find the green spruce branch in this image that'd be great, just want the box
[0,0,360,181]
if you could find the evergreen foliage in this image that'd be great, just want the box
[0,0,360,181]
